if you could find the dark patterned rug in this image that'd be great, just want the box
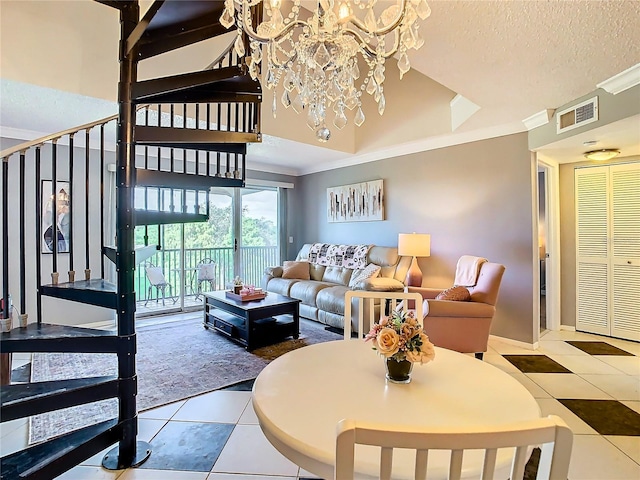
[29,315,341,444]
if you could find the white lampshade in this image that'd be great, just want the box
[398,233,431,257]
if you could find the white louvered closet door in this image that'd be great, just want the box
[575,163,640,341]
[611,163,640,340]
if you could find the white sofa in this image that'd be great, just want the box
[262,243,410,331]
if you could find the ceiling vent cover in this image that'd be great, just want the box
[557,96,598,134]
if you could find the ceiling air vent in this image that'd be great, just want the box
[556,96,598,134]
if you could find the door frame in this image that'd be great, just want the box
[537,156,561,332]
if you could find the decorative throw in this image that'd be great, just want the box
[454,255,488,287]
[349,263,381,288]
[309,243,371,269]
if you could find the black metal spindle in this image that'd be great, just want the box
[85,128,91,273]
[144,107,149,169]
[35,147,42,323]
[170,104,175,172]
[100,125,105,279]
[69,134,75,275]
[19,152,26,317]
[51,141,58,273]
[2,156,9,320]
[206,104,211,176]
[235,103,239,132]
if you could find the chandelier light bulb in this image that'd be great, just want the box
[220,0,431,142]
[338,2,350,20]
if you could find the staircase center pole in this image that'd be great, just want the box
[103,0,152,470]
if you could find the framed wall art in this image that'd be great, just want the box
[327,179,384,223]
[41,180,71,253]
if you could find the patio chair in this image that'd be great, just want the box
[194,258,216,300]
[144,262,177,307]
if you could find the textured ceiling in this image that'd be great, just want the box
[1,0,639,175]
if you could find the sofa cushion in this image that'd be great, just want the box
[348,263,381,288]
[316,285,351,315]
[309,264,326,281]
[436,286,471,302]
[282,261,311,280]
[321,266,352,286]
[289,281,333,307]
[266,277,299,296]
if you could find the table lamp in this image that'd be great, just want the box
[398,233,431,287]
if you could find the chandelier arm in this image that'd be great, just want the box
[239,4,306,44]
[342,28,401,59]
[340,0,410,37]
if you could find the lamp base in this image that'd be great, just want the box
[404,257,423,287]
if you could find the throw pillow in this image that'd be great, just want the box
[435,285,471,301]
[282,261,311,280]
[348,263,381,288]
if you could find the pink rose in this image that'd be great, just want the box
[375,327,400,357]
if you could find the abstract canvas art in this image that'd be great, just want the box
[327,179,384,223]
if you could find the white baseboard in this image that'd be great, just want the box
[560,325,576,331]
[489,334,538,351]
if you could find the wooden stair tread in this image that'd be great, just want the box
[102,244,160,265]
[1,376,119,423]
[1,323,120,354]
[131,0,227,60]
[135,210,209,226]
[40,279,117,309]
[0,418,120,480]
[132,66,261,103]
[134,126,257,151]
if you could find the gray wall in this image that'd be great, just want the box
[559,154,640,328]
[296,133,538,344]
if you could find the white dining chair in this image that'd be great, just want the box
[334,415,573,480]
[344,291,424,339]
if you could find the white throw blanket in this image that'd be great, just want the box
[308,243,371,269]
[454,255,488,287]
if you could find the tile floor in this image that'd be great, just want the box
[1,329,639,480]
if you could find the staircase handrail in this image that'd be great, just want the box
[0,111,120,159]
[206,38,242,71]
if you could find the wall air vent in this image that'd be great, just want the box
[556,96,598,134]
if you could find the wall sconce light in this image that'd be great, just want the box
[398,233,431,287]
[584,149,620,161]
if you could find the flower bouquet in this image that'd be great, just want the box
[365,309,435,383]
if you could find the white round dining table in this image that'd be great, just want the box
[252,340,541,480]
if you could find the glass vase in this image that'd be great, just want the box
[385,357,413,384]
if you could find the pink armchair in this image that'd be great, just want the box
[407,261,505,360]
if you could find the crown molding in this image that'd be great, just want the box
[597,63,640,95]
[522,109,555,131]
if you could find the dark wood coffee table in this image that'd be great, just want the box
[203,291,300,350]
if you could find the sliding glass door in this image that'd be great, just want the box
[238,187,279,287]
[134,184,281,316]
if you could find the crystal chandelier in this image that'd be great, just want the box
[220,0,431,142]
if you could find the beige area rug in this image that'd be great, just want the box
[29,315,341,444]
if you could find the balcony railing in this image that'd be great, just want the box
[135,246,278,305]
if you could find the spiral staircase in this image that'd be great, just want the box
[0,1,261,478]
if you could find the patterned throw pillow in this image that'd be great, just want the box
[282,261,311,280]
[348,263,381,288]
[435,286,471,301]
